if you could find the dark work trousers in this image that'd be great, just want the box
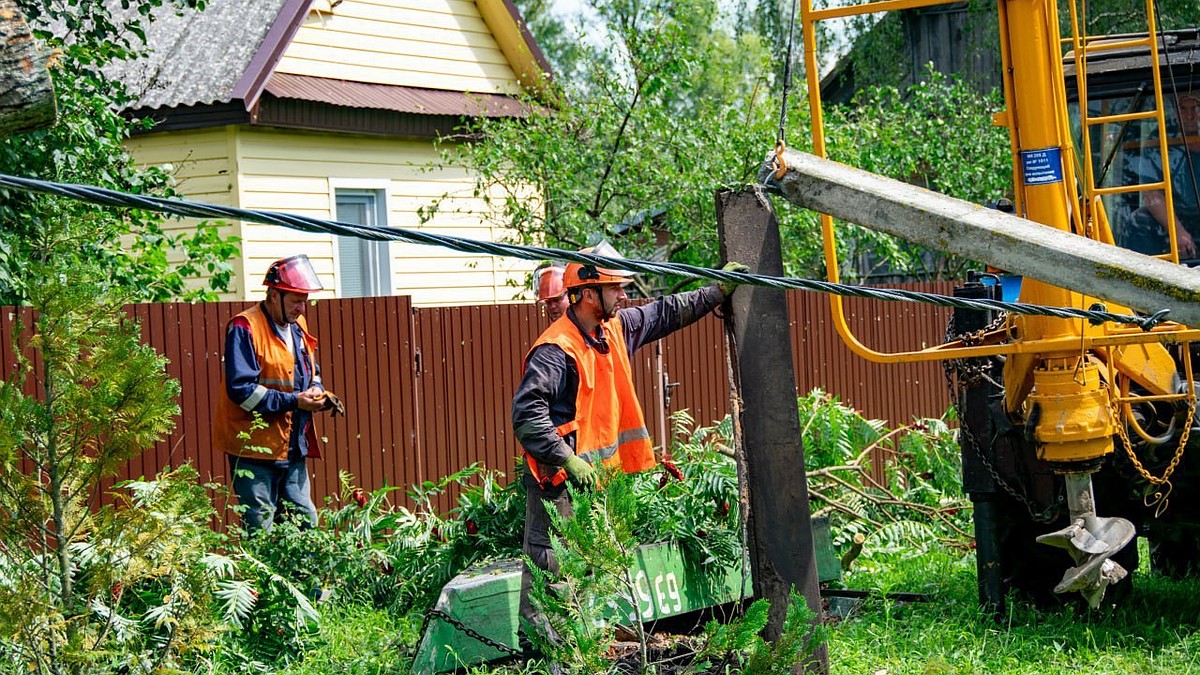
[519,478,573,647]
[228,455,319,534]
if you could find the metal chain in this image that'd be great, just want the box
[956,410,1061,524]
[423,608,524,657]
[943,311,1009,389]
[944,313,1060,523]
[1112,392,1195,516]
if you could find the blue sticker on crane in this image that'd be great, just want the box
[1019,147,1064,185]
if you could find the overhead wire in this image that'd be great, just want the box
[0,171,1171,330]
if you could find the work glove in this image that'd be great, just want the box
[719,261,750,297]
[563,455,598,490]
[321,391,346,417]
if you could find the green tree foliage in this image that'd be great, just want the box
[0,2,243,671]
[436,0,786,293]
[0,252,182,669]
[439,0,1026,286]
[823,70,1012,280]
[0,0,238,305]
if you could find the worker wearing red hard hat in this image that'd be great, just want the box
[214,254,340,534]
[511,241,747,654]
[535,264,568,322]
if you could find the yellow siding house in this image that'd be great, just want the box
[113,0,550,306]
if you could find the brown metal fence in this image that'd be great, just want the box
[0,283,955,510]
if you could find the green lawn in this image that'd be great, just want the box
[273,543,1200,674]
[829,547,1200,675]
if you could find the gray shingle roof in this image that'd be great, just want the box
[106,0,291,110]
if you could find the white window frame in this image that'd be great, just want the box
[330,179,392,298]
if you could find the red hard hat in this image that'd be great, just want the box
[562,241,635,290]
[263,254,324,294]
[536,265,565,301]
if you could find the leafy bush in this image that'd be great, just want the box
[0,467,245,675]
[135,391,966,673]
[630,411,741,571]
[694,590,825,674]
[235,465,528,621]
[792,391,973,572]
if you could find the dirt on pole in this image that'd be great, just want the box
[717,187,829,674]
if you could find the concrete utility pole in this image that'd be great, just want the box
[763,149,1200,325]
[0,0,56,137]
[717,188,828,674]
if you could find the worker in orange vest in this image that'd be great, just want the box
[535,263,569,322]
[214,254,337,534]
[511,241,746,654]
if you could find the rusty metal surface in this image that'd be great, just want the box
[0,286,954,512]
[264,73,531,118]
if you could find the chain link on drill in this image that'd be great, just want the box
[945,313,1059,523]
[1112,392,1195,517]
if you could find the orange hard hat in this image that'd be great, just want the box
[263,254,324,294]
[562,241,635,290]
[536,265,565,301]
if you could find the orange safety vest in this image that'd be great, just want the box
[213,304,322,461]
[524,314,656,487]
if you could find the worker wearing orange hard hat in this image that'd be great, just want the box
[511,241,748,654]
[534,264,568,323]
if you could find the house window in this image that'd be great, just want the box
[335,189,391,297]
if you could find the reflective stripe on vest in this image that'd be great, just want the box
[524,313,656,487]
[213,305,321,461]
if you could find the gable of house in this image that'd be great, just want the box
[113,0,549,307]
[278,1,521,94]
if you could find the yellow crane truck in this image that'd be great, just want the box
[765,1,1200,610]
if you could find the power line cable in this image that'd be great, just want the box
[0,172,1170,330]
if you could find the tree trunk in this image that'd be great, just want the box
[0,0,56,137]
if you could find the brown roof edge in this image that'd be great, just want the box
[263,74,533,118]
[229,0,313,111]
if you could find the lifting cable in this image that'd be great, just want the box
[0,172,1171,330]
[771,0,800,180]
